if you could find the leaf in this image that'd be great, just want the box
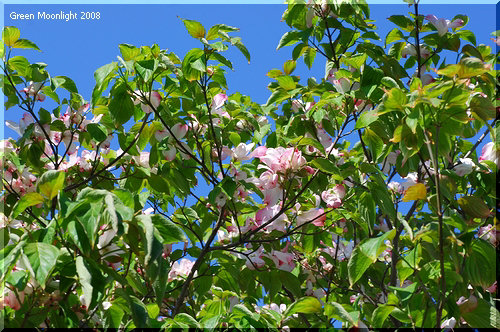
[458,196,491,218]
[119,43,140,61]
[23,242,60,286]
[94,62,117,91]
[174,313,200,328]
[52,75,78,93]
[464,239,496,288]
[324,302,357,325]
[206,23,239,41]
[180,18,206,39]
[135,59,157,82]
[277,76,296,90]
[461,297,500,328]
[129,295,149,328]
[385,28,405,47]
[402,183,427,202]
[311,158,340,176]
[348,229,395,286]
[37,170,66,200]
[277,30,300,50]
[87,123,108,142]
[284,297,322,316]
[109,82,134,126]
[232,37,250,63]
[355,110,379,129]
[12,38,41,51]
[11,192,44,218]
[3,26,20,46]
[303,46,316,69]
[8,55,30,76]
[283,60,296,75]
[182,48,204,81]
[371,305,395,327]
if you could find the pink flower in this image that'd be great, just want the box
[168,258,195,282]
[132,152,150,168]
[21,81,45,101]
[212,93,228,110]
[321,184,346,208]
[2,288,25,310]
[485,281,497,293]
[134,90,161,113]
[479,142,498,168]
[401,43,431,59]
[255,204,287,233]
[5,113,34,136]
[426,15,464,36]
[267,250,295,272]
[259,147,306,173]
[478,224,499,246]
[243,246,266,270]
[296,208,326,227]
[232,143,255,161]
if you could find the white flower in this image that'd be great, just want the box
[454,157,475,176]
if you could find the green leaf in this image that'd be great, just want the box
[461,298,500,328]
[284,297,322,316]
[385,28,405,47]
[8,56,30,76]
[182,48,204,81]
[371,305,395,327]
[206,23,239,41]
[37,170,66,200]
[12,38,41,51]
[3,26,20,46]
[23,242,60,286]
[348,229,395,286]
[94,62,117,91]
[324,302,356,325]
[181,18,206,39]
[135,59,157,82]
[148,174,170,194]
[387,15,414,31]
[109,82,134,126]
[464,239,496,288]
[283,60,296,75]
[144,214,186,244]
[11,192,44,218]
[52,76,78,93]
[129,295,149,328]
[303,46,316,69]
[355,110,379,129]
[458,196,491,218]
[174,313,200,328]
[119,43,140,61]
[232,37,250,63]
[106,304,124,328]
[277,76,296,90]
[311,158,340,175]
[87,123,108,142]
[277,30,300,50]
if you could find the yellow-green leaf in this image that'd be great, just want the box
[37,170,66,200]
[2,26,20,47]
[11,192,44,218]
[402,183,426,202]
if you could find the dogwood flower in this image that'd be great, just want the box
[168,259,195,282]
[426,15,464,36]
[133,90,162,113]
[479,142,498,168]
[232,142,255,161]
[21,81,46,101]
[321,184,346,208]
[453,157,475,176]
[401,43,431,59]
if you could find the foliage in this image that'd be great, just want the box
[1,1,498,329]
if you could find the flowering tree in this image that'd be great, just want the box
[1,0,498,329]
